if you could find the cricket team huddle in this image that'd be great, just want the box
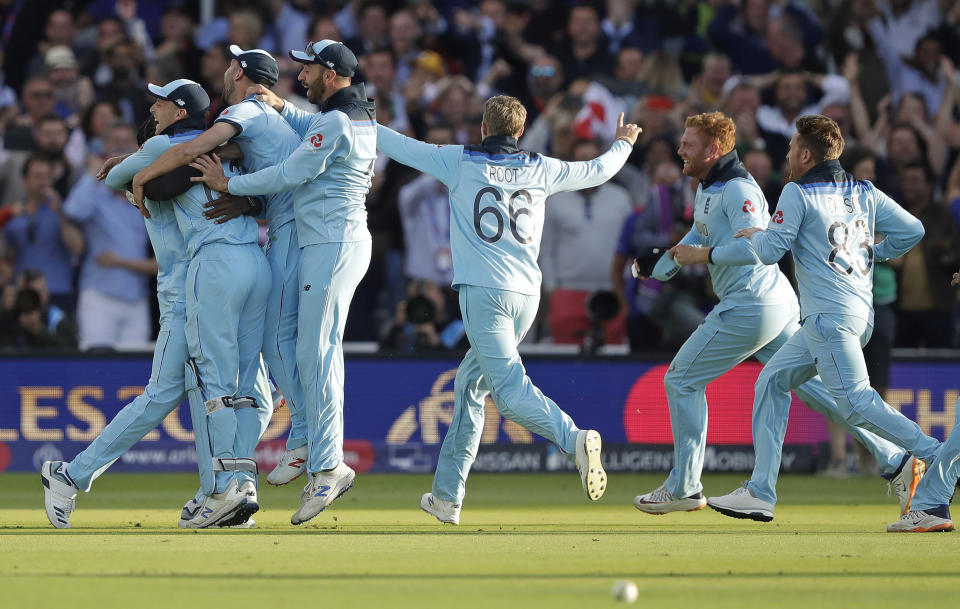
[22,1,960,534]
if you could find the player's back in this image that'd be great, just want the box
[448,142,547,295]
[215,97,300,229]
[163,132,258,258]
[786,161,891,322]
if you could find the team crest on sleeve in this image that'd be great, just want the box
[310,134,323,148]
[220,108,230,116]
[742,200,755,213]
[772,210,784,224]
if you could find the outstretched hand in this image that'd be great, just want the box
[189,153,229,193]
[614,112,642,146]
[96,155,127,181]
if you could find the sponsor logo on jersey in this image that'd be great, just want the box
[772,210,784,224]
[310,134,323,148]
[742,200,755,213]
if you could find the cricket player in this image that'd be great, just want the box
[373,96,640,524]
[707,115,941,522]
[129,79,272,527]
[632,112,916,517]
[130,46,311,487]
[887,270,960,532]
[189,40,374,525]
[40,117,265,529]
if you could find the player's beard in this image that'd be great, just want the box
[306,74,328,104]
[223,79,236,105]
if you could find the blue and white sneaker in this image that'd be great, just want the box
[420,493,460,525]
[41,461,78,529]
[217,481,259,528]
[182,479,246,529]
[888,456,926,516]
[290,461,356,525]
[634,483,706,514]
[707,484,775,522]
[178,498,202,528]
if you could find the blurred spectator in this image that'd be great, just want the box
[381,279,465,352]
[389,9,422,85]
[0,284,77,349]
[62,123,154,350]
[27,115,83,199]
[867,23,949,118]
[722,80,764,152]
[595,46,645,112]
[363,47,410,133]
[96,38,152,126]
[80,100,121,157]
[346,2,390,57]
[4,76,56,151]
[895,161,958,348]
[867,0,944,62]
[755,70,850,164]
[611,159,704,351]
[25,9,78,80]
[200,44,232,119]
[743,148,781,209]
[0,0,51,92]
[601,0,643,55]
[3,156,75,316]
[268,0,312,55]
[541,138,632,345]
[153,7,204,83]
[551,4,613,84]
[43,46,95,124]
[398,123,454,287]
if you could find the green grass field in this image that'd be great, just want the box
[2,472,959,608]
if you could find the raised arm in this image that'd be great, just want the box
[543,114,640,195]
[377,124,462,186]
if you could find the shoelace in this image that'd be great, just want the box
[646,485,673,502]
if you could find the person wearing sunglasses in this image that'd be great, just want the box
[190,39,376,526]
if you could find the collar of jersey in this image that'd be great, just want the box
[160,114,207,137]
[320,83,368,112]
[701,149,746,189]
[475,136,520,155]
[795,159,847,186]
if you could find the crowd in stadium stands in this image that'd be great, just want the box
[0,0,958,356]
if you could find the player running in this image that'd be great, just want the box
[190,40,375,525]
[372,96,639,524]
[887,268,960,533]
[707,115,941,521]
[632,112,915,518]
[130,46,311,488]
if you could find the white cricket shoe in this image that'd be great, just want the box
[634,484,706,514]
[267,445,308,486]
[290,461,356,525]
[178,498,202,528]
[575,430,606,501]
[182,480,246,529]
[889,456,926,516]
[707,484,775,522]
[217,480,260,528]
[41,461,78,529]
[420,493,460,525]
[887,508,954,533]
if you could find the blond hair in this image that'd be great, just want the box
[483,95,526,138]
[685,112,736,155]
[795,114,844,163]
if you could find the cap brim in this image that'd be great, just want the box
[229,44,244,58]
[289,50,314,64]
[146,83,167,99]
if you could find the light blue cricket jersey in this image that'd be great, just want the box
[104,144,188,318]
[227,84,376,247]
[213,96,300,229]
[745,159,924,323]
[377,125,633,296]
[651,150,793,306]
[139,130,258,258]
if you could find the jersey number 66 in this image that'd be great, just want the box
[473,187,534,245]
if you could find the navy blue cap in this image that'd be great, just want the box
[147,79,210,117]
[289,40,357,78]
[229,45,279,86]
